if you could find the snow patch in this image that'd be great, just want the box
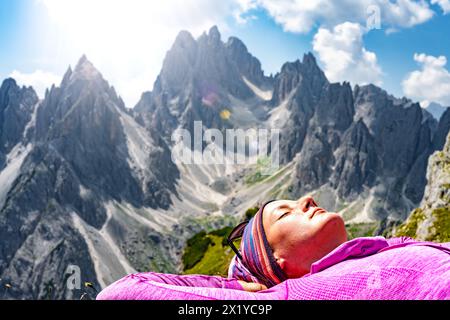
[23,102,40,139]
[79,184,91,199]
[0,144,32,208]
[118,108,154,175]
[267,99,290,129]
[242,76,273,101]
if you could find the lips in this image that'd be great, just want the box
[310,207,326,218]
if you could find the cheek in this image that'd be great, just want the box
[286,214,341,247]
[276,216,316,245]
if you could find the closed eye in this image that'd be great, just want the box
[277,209,291,221]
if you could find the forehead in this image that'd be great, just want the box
[262,200,291,221]
[263,200,294,212]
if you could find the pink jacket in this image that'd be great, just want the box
[97,237,450,300]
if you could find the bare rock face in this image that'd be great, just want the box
[290,81,355,195]
[271,53,327,107]
[273,67,447,223]
[330,119,378,199]
[274,54,329,164]
[349,85,438,219]
[0,78,38,169]
[225,36,268,87]
[395,132,450,242]
[0,56,180,299]
[432,107,450,152]
[135,26,272,139]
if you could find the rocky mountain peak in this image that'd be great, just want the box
[353,83,393,107]
[64,56,121,104]
[1,78,37,107]
[271,52,328,105]
[72,55,102,82]
[144,26,263,135]
[208,25,221,43]
[0,78,18,94]
[226,36,245,51]
[225,36,266,86]
[35,55,126,142]
[0,77,38,112]
[0,79,18,111]
[173,30,196,49]
[302,52,317,65]
[301,52,323,76]
[279,59,301,73]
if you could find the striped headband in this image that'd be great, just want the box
[227,200,287,288]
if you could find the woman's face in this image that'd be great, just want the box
[262,196,347,279]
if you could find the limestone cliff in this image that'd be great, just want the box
[395,132,450,242]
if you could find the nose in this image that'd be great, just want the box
[296,196,318,212]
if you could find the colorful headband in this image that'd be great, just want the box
[227,200,287,288]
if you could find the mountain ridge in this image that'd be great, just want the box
[0,26,449,299]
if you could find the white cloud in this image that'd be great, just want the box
[312,22,383,85]
[234,0,259,24]
[239,0,435,33]
[30,0,445,107]
[402,53,450,106]
[9,70,61,99]
[37,0,245,107]
[431,0,450,13]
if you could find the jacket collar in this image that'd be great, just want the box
[309,236,389,275]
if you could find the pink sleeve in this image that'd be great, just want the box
[96,273,284,300]
[386,236,416,246]
[119,272,244,290]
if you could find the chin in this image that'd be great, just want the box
[319,212,347,241]
[317,211,343,224]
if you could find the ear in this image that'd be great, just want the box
[275,255,287,273]
[278,258,287,273]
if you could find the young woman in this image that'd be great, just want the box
[97,196,450,300]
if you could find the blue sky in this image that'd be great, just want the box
[1,0,450,108]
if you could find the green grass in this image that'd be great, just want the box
[183,234,236,277]
[394,206,450,243]
[182,231,213,270]
[346,222,378,240]
[210,226,234,246]
[427,207,450,242]
[179,213,249,276]
[243,207,259,221]
[182,226,239,276]
[395,208,426,239]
